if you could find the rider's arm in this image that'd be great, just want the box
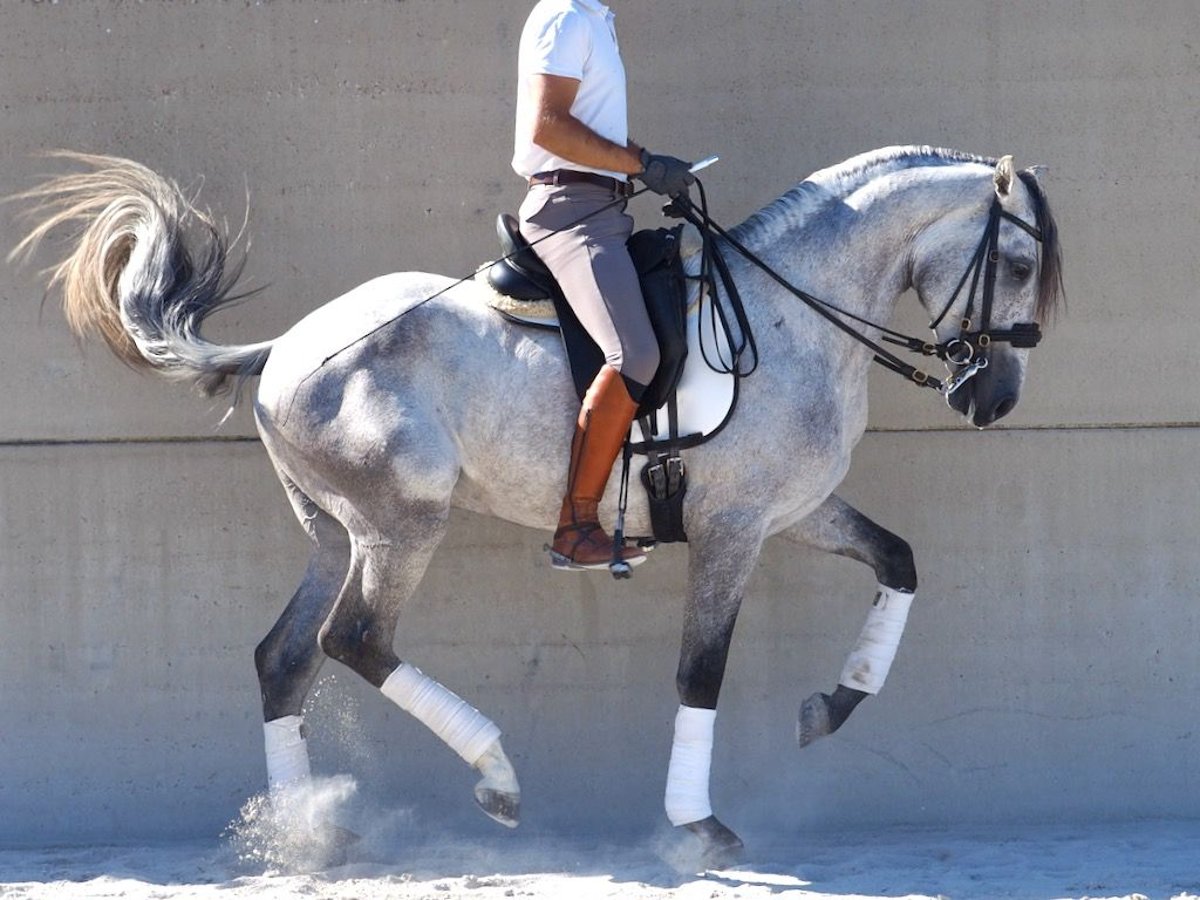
[527,73,644,175]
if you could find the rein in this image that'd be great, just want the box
[306,173,1043,405]
[671,187,1045,399]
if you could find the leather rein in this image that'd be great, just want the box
[673,185,1045,399]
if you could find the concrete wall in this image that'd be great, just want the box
[1,1,1198,844]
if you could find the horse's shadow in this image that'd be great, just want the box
[328,822,903,897]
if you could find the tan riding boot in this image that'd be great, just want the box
[549,365,647,571]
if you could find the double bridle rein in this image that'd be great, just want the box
[318,177,1045,406]
[674,188,1045,400]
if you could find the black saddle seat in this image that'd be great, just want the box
[486,214,555,302]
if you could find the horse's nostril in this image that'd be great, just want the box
[973,395,1017,428]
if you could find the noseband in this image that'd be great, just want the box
[924,198,1044,396]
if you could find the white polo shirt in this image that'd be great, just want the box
[511,0,629,181]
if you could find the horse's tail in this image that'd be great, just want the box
[9,151,272,398]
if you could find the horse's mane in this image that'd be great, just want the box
[732,145,1063,321]
[1016,169,1065,322]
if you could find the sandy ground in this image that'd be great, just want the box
[1,813,1198,900]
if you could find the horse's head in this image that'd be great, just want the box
[912,156,1064,427]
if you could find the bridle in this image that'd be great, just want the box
[911,196,1045,397]
[673,188,1046,400]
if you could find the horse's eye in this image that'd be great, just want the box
[1009,260,1033,281]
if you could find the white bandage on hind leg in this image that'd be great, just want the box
[839,585,915,695]
[664,705,716,826]
[263,715,312,792]
[381,663,502,767]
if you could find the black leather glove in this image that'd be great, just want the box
[636,149,695,198]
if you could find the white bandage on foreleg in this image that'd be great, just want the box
[381,663,502,766]
[664,705,716,826]
[263,715,312,792]
[839,585,915,695]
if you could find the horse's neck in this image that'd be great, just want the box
[733,169,975,335]
[734,177,912,328]
[718,166,993,443]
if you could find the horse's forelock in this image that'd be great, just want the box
[1017,169,1064,322]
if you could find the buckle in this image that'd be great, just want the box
[666,457,685,494]
[645,457,685,499]
[646,462,667,497]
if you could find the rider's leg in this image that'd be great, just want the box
[518,182,660,568]
[551,363,645,569]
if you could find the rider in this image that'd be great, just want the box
[513,0,695,571]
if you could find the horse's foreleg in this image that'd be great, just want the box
[780,494,916,747]
[379,662,519,827]
[317,504,520,827]
[666,520,765,868]
[255,485,349,793]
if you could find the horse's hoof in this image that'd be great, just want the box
[683,815,744,869]
[473,741,520,827]
[474,787,520,828]
[798,691,833,748]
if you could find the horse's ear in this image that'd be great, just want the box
[1023,164,1049,182]
[994,155,1016,197]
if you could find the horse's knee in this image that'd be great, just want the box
[876,531,916,592]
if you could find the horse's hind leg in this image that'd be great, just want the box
[780,494,917,747]
[254,477,350,793]
[317,500,520,827]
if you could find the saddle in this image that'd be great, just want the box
[486,213,696,542]
[486,214,690,418]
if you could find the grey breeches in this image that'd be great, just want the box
[518,182,660,391]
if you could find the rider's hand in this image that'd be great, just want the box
[636,149,695,199]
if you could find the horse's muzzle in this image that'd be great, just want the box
[948,356,1021,428]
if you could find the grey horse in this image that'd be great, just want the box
[13,146,1062,866]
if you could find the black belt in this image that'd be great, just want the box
[529,169,634,197]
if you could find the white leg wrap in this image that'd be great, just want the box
[381,663,502,766]
[839,585,915,695]
[664,705,716,826]
[263,715,312,792]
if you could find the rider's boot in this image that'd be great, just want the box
[549,365,646,571]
